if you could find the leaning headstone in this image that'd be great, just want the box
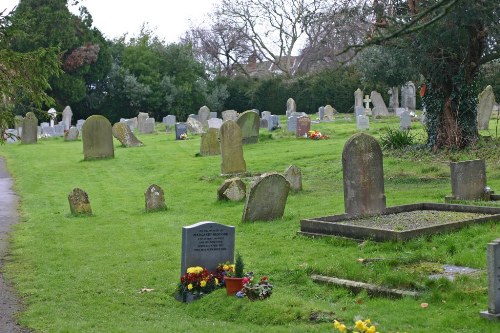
[296,116,311,138]
[207,118,223,129]
[370,91,389,116]
[324,105,335,121]
[175,123,188,140]
[342,133,386,217]
[268,115,280,131]
[200,128,221,156]
[447,159,487,201]
[236,110,259,144]
[287,115,298,132]
[286,98,296,117]
[480,238,500,320]
[356,115,370,130]
[220,120,246,175]
[62,106,73,130]
[186,117,205,135]
[354,88,363,108]
[82,115,114,160]
[21,112,38,144]
[180,221,235,275]
[242,173,290,222]
[144,184,166,212]
[112,122,143,147]
[64,127,79,141]
[198,105,211,127]
[141,118,155,134]
[68,188,92,215]
[222,110,238,121]
[401,81,416,112]
[477,85,496,130]
[137,112,149,132]
[400,110,412,130]
[217,178,246,201]
[284,165,302,191]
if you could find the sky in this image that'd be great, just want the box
[2,0,222,43]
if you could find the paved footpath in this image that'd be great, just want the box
[0,156,30,333]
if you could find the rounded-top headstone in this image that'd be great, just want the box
[144,184,166,212]
[236,110,260,144]
[82,115,114,160]
[220,120,246,175]
[284,165,302,191]
[21,112,38,144]
[68,188,92,215]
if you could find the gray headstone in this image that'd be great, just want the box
[400,111,412,130]
[126,117,138,132]
[198,105,210,127]
[68,188,92,215]
[5,129,18,143]
[324,105,335,120]
[14,115,23,136]
[261,111,271,120]
[76,119,85,132]
[175,123,188,140]
[401,81,416,112]
[450,159,487,200]
[64,127,79,141]
[355,106,365,118]
[286,98,296,117]
[260,118,268,129]
[388,86,399,111]
[370,91,389,116]
[342,133,386,217]
[21,112,38,144]
[180,221,235,275]
[236,110,260,144]
[186,117,205,135]
[222,110,238,122]
[268,115,280,131]
[62,106,73,130]
[112,122,144,147]
[477,85,495,130]
[287,115,298,132]
[395,107,406,116]
[210,112,217,119]
[137,112,149,133]
[144,184,166,212]
[42,126,55,137]
[53,124,65,137]
[318,106,325,120]
[207,118,223,129]
[480,238,500,320]
[242,173,290,222]
[284,165,302,191]
[354,88,363,108]
[141,118,155,134]
[296,116,311,138]
[217,178,246,201]
[164,115,176,128]
[82,115,114,160]
[200,128,221,156]
[220,120,246,175]
[356,115,370,130]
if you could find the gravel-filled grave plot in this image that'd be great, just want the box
[300,203,500,242]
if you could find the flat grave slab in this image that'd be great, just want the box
[300,203,500,242]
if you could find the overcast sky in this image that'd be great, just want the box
[2,0,221,43]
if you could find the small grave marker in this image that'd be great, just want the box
[480,238,500,320]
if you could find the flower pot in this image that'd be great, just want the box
[224,277,244,295]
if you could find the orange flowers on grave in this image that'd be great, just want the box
[177,266,220,297]
[307,130,329,140]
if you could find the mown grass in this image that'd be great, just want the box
[1,115,500,332]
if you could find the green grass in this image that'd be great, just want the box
[1,116,500,332]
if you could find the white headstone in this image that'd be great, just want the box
[61,106,73,131]
[208,118,223,129]
[356,115,370,130]
[400,110,412,130]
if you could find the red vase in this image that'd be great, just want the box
[224,277,244,295]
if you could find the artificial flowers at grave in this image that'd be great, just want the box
[176,266,220,302]
[236,273,273,301]
[307,130,329,140]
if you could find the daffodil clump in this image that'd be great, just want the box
[333,319,379,333]
[177,266,220,297]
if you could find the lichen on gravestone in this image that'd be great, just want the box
[68,188,92,216]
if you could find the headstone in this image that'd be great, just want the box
[356,115,370,130]
[242,173,290,222]
[5,129,18,143]
[14,115,23,136]
[324,105,335,120]
[251,109,260,117]
[220,120,246,175]
[53,124,65,137]
[188,114,198,120]
[175,123,188,140]
[198,105,211,127]
[64,127,79,141]
[210,112,217,119]
[342,133,386,217]
[141,118,155,134]
[180,221,235,275]
[21,112,38,144]
[449,159,487,201]
[480,238,500,320]
[395,107,406,116]
[283,165,302,191]
[217,178,246,201]
[200,128,221,156]
[186,117,205,135]
[76,119,85,132]
[236,110,259,144]
[388,86,399,112]
[61,106,73,130]
[144,184,166,212]
[82,115,114,160]
[268,115,280,131]
[355,106,365,118]
[370,91,389,116]
[286,98,296,117]
[222,110,238,122]
[401,81,416,112]
[126,117,138,132]
[137,112,149,133]
[207,118,223,129]
[47,108,57,127]
[42,126,55,136]
[287,115,298,132]
[354,88,363,108]
[400,110,412,130]
[68,188,92,215]
[363,95,372,114]
[318,106,325,120]
[477,85,496,130]
[260,118,268,129]
[261,111,271,120]
[112,122,144,147]
[164,115,176,130]
[296,116,311,138]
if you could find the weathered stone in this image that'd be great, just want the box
[342,133,386,217]
[208,118,223,129]
[356,115,370,130]
[286,98,296,117]
[200,128,220,156]
[400,111,412,130]
[324,105,335,120]
[112,122,144,147]
[287,115,298,132]
[388,86,399,112]
[480,238,500,320]
[284,165,302,191]
[242,173,290,222]
[477,85,496,130]
[220,120,246,175]
[370,91,389,116]
[222,110,238,121]
[354,88,363,108]
[21,112,38,144]
[296,116,311,138]
[268,115,280,131]
[236,110,260,144]
[68,188,92,215]
[449,159,487,201]
[144,184,166,212]
[401,81,416,112]
[141,118,155,134]
[198,105,210,127]
[217,178,246,201]
[82,115,114,160]
[175,123,188,140]
[137,112,149,133]
[64,127,79,141]
[186,117,205,135]
[62,105,73,130]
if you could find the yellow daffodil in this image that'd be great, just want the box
[187,283,193,290]
[187,266,203,274]
[223,264,229,271]
[215,278,219,285]
[355,320,366,331]
[339,324,347,333]
[367,326,376,333]
[364,319,371,324]
[333,320,340,328]
[200,280,207,287]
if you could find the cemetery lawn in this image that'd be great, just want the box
[1,116,500,333]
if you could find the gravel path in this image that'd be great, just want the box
[0,156,31,333]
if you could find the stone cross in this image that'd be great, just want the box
[48,108,57,127]
[363,95,371,110]
[480,238,500,320]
